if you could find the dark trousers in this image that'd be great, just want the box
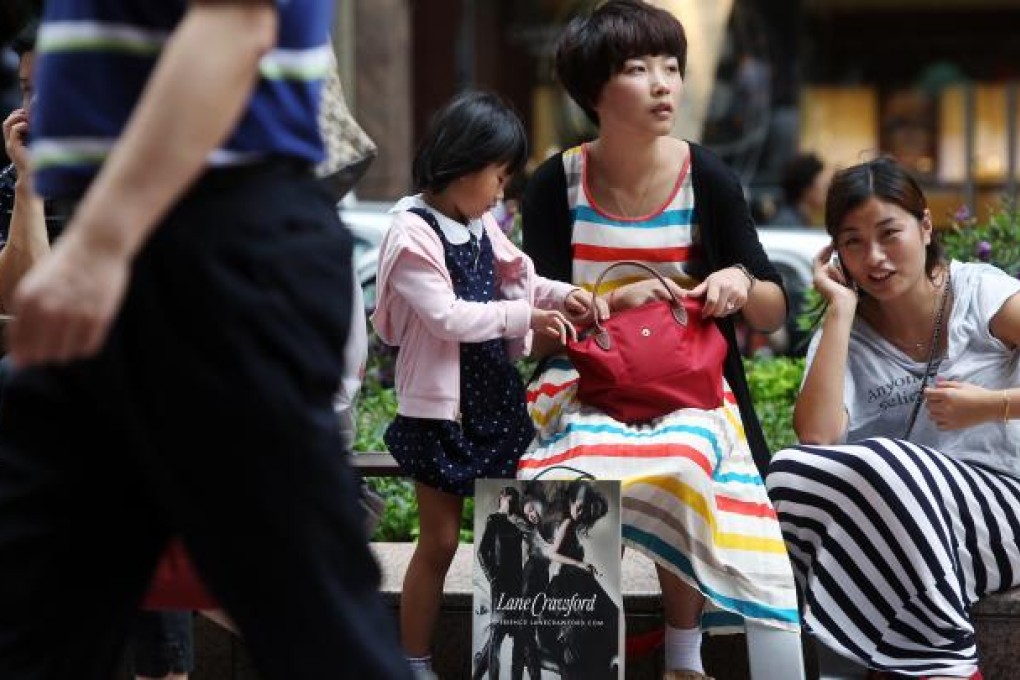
[129,610,194,677]
[0,163,410,680]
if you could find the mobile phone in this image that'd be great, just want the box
[830,251,857,291]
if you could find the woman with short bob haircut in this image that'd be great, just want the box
[518,2,799,678]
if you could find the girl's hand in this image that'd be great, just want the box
[924,380,1000,430]
[812,244,858,310]
[607,277,687,312]
[531,308,577,344]
[686,266,753,318]
[564,288,609,323]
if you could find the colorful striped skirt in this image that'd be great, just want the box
[518,356,799,633]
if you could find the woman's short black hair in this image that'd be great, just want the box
[412,90,528,194]
[555,0,687,125]
[826,157,944,279]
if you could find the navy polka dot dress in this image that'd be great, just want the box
[384,209,536,496]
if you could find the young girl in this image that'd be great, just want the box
[371,90,597,679]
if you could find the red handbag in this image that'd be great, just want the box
[142,539,219,610]
[565,261,728,423]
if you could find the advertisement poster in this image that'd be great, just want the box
[472,478,623,679]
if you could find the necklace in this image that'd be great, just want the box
[875,269,950,360]
[592,144,668,219]
[886,332,931,356]
[607,171,659,218]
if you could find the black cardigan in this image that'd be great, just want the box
[521,143,786,474]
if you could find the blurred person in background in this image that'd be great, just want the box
[0,20,50,312]
[770,152,829,227]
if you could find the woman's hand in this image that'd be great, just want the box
[564,288,609,324]
[531,308,577,344]
[2,109,31,175]
[686,266,753,318]
[606,277,687,312]
[924,380,1001,430]
[812,244,858,310]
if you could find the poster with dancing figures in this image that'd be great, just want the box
[472,478,623,679]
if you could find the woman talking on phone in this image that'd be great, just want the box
[767,157,1020,679]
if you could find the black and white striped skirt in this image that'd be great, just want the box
[767,437,1020,677]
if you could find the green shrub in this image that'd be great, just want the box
[354,370,474,542]
[940,202,1020,277]
[744,356,804,452]
[354,375,396,453]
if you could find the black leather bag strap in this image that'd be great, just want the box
[902,270,952,439]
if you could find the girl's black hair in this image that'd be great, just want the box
[826,157,944,280]
[412,90,528,194]
[555,0,688,125]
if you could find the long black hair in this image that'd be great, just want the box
[497,486,522,517]
[557,480,608,537]
[412,90,528,194]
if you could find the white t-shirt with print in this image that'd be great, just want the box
[805,261,1020,476]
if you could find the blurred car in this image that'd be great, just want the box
[338,195,392,312]
[339,196,830,355]
[755,226,830,355]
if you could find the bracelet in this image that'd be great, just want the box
[734,264,757,295]
[1003,391,1011,423]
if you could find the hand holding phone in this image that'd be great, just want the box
[813,244,859,303]
[828,249,860,293]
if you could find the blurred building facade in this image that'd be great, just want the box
[332,0,1020,225]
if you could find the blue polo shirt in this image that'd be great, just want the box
[31,0,333,199]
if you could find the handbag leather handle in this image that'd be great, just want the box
[589,261,688,336]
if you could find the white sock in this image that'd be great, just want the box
[664,624,704,673]
[406,654,432,672]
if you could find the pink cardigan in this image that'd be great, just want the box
[371,209,576,420]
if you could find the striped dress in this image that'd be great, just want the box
[518,145,799,633]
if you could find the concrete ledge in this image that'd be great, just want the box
[372,542,817,680]
[372,541,663,611]
[373,542,673,679]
